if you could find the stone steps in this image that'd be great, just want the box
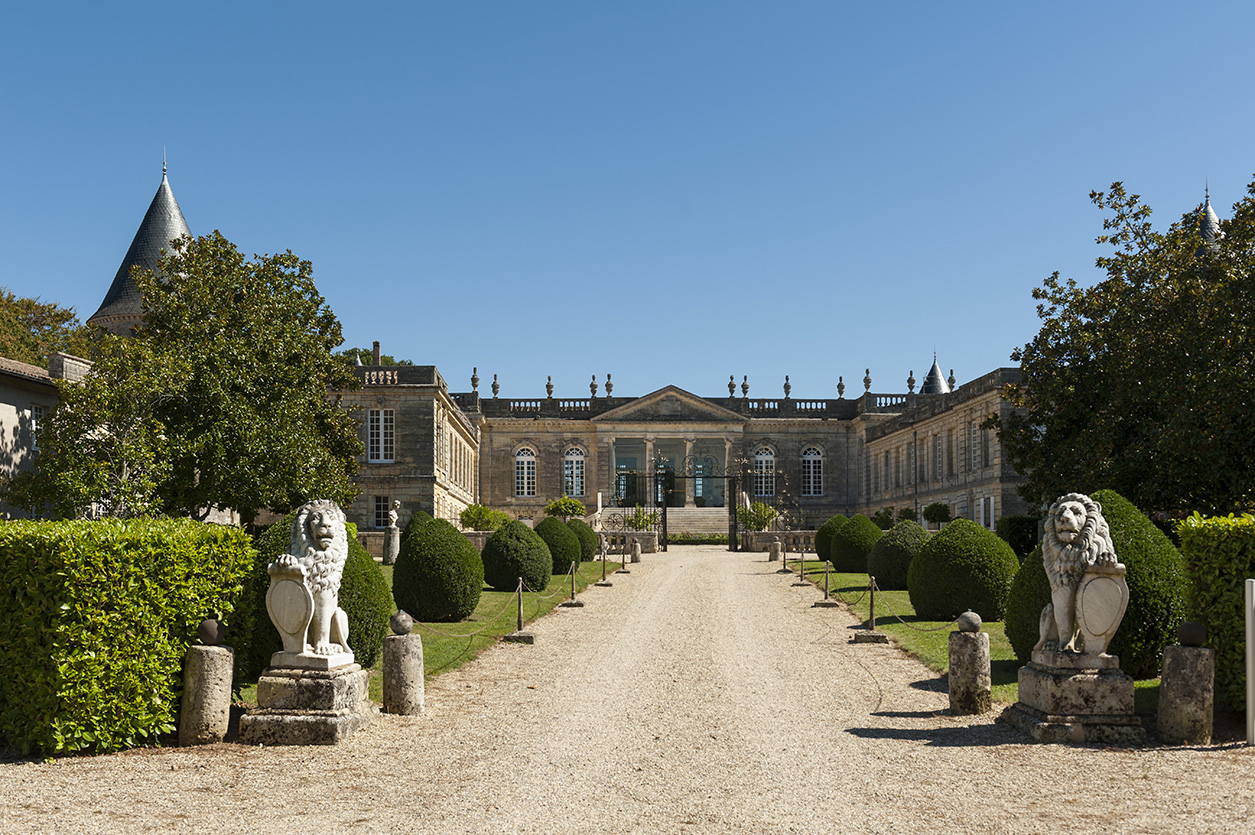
[659,507,732,534]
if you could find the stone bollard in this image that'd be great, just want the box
[948,612,991,715]
[631,541,642,563]
[768,540,782,562]
[179,643,234,745]
[1157,621,1214,745]
[383,612,424,715]
[383,525,400,566]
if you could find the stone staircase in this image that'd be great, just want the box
[661,507,732,534]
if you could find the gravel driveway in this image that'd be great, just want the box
[2,545,1252,834]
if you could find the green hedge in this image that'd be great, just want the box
[867,520,929,591]
[907,519,1019,621]
[394,518,484,622]
[830,514,882,572]
[0,519,253,755]
[482,521,552,592]
[815,515,848,562]
[995,515,1039,561]
[1179,512,1255,709]
[535,517,580,577]
[1003,490,1189,679]
[567,518,599,561]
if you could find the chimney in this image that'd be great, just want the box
[372,341,381,366]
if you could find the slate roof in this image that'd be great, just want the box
[919,359,951,395]
[1199,192,1222,251]
[0,356,54,387]
[87,169,191,333]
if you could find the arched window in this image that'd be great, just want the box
[564,447,586,497]
[753,447,775,497]
[801,447,823,497]
[514,448,536,497]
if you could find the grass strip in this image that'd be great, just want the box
[787,560,1159,710]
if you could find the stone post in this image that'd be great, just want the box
[383,525,400,566]
[179,645,234,745]
[948,612,991,715]
[1157,622,1214,745]
[382,633,425,715]
[768,539,781,562]
[631,541,642,563]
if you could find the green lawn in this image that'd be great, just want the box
[788,559,1160,710]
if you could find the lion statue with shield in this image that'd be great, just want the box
[266,499,352,662]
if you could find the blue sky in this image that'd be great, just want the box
[3,2,1252,399]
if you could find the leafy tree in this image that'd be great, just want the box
[0,288,94,367]
[7,233,361,522]
[896,506,918,523]
[335,347,413,367]
[736,501,776,532]
[870,507,896,530]
[999,180,1255,515]
[544,495,586,520]
[923,502,951,526]
[459,504,510,531]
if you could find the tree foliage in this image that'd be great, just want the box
[0,288,94,367]
[335,347,413,367]
[544,495,586,520]
[6,233,361,521]
[999,180,1255,515]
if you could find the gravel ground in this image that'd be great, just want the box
[2,545,1253,834]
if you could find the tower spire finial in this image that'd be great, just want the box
[162,146,167,177]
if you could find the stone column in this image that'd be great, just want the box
[179,645,234,745]
[948,614,991,715]
[684,438,696,507]
[1157,644,1214,745]
[383,633,425,715]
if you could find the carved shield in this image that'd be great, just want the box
[1076,571,1129,656]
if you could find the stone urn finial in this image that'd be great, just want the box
[741,375,749,398]
[729,375,736,396]
[783,375,791,398]
[546,375,554,398]
[907,370,916,394]
[948,369,957,390]
[491,374,499,398]
[863,369,872,392]
[590,374,598,397]
[837,376,845,398]
[471,367,479,392]
[605,373,613,395]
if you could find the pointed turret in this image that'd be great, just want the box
[88,165,191,335]
[919,355,951,395]
[1197,187,1222,255]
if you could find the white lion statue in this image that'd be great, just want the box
[1034,492,1120,654]
[268,499,351,657]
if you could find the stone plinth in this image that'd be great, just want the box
[1001,658,1145,744]
[1157,645,1214,745]
[383,526,400,565]
[179,645,234,746]
[382,634,425,715]
[239,664,376,745]
[948,631,991,715]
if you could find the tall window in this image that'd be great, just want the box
[934,435,942,480]
[564,447,586,496]
[753,447,775,497]
[981,423,992,468]
[800,447,823,496]
[30,403,44,451]
[515,448,537,497]
[374,496,390,529]
[368,409,395,463]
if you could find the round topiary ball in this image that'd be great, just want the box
[1003,490,1188,679]
[907,518,1018,621]
[338,524,393,667]
[535,517,581,577]
[401,509,434,543]
[830,514,883,573]
[867,520,930,590]
[393,518,484,622]
[481,521,552,592]
[566,518,598,561]
[815,514,848,562]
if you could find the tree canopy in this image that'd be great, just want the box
[7,232,362,522]
[998,179,1255,515]
[335,347,413,367]
[0,288,94,367]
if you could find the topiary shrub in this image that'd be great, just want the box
[1003,490,1188,679]
[481,521,552,592]
[907,518,1018,621]
[995,514,1039,561]
[544,495,587,520]
[567,517,598,561]
[815,514,848,562]
[402,509,434,541]
[240,513,393,681]
[867,520,930,590]
[393,518,484,622]
[534,516,581,577]
[830,514,883,572]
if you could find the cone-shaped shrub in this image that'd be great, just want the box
[482,521,552,592]
[830,514,882,572]
[867,520,929,590]
[907,519,1018,621]
[567,518,598,561]
[402,509,434,541]
[815,514,848,562]
[535,517,581,576]
[1003,490,1188,679]
[394,518,484,622]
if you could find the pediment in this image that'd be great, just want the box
[592,386,745,424]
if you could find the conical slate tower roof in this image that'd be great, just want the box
[919,357,950,395]
[88,166,191,335]
[1198,190,1222,254]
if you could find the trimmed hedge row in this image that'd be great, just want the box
[0,519,253,755]
[567,518,599,561]
[830,514,882,572]
[867,520,929,591]
[815,514,847,561]
[1178,512,1255,709]
[394,518,484,622]
[907,519,1018,621]
[535,517,580,577]
[482,521,552,592]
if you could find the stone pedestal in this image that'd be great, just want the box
[631,542,642,563]
[767,541,781,562]
[383,526,400,566]
[948,631,991,715]
[382,634,425,715]
[1001,652,1144,744]
[179,645,234,746]
[1157,645,1214,745]
[239,664,376,745]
